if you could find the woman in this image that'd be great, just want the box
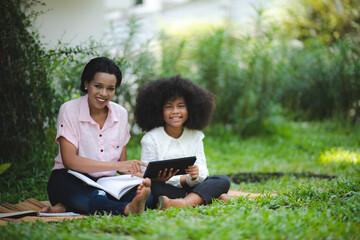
[40,57,151,216]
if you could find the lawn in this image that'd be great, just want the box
[1,119,360,239]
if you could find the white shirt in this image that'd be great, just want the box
[52,95,130,178]
[140,127,209,188]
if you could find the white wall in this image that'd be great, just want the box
[32,0,106,48]
[31,0,279,49]
[104,0,278,44]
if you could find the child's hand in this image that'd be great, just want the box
[153,168,179,182]
[186,165,199,180]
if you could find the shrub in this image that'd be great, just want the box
[282,0,360,45]
[108,16,158,118]
[277,0,360,121]
[278,38,360,121]
[0,0,61,173]
[156,17,283,136]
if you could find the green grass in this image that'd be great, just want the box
[1,119,360,239]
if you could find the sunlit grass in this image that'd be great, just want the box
[205,119,360,176]
[1,120,360,239]
[158,19,227,39]
[319,147,360,164]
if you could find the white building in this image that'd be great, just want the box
[32,0,278,48]
[32,0,106,48]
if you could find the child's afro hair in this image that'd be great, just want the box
[134,75,215,132]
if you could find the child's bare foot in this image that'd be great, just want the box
[218,193,229,203]
[38,202,66,213]
[124,178,151,216]
[158,196,186,210]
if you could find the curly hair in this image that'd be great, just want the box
[134,75,215,131]
[80,57,122,93]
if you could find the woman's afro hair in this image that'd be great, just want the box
[134,75,215,132]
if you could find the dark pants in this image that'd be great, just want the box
[151,175,231,207]
[47,169,153,215]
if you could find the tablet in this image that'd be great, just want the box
[143,156,197,179]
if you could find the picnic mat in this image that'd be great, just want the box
[0,198,85,226]
[0,191,275,225]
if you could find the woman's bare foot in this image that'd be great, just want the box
[38,202,66,213]
[124,178,151,216]
[218,193,229,203]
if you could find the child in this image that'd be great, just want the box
[39,57,152,216]
[134,75,231,209]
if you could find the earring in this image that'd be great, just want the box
[85,88,87,90]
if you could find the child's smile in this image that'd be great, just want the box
[170,116,183,121]
[163,97,188,136]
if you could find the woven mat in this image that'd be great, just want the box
[0,198,86,226]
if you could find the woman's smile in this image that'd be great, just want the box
[85,72,117,114]
[96,97,107,104]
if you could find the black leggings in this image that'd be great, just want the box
[150,175,231,207]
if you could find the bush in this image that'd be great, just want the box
[192,28,280,135]
[276,0,360,121]
[156,17,284,136]
[282,0,360,45]
[278,37,360,121]
[108,16,158,118]
[0,0,61,173]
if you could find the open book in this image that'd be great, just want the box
[0,211,80,218]
[68,170,144,200]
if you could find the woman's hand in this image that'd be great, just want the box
[185,165,199,180]
[117,160,147,176]
[133,172,144,178]
[152,168,179,182]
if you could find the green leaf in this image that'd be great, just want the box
[0,163,11,175]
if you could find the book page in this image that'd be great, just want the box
[96,175,143,199]
[0,211,37,218]
[37,212,80,217]
[68,170,104,189]
[68,170,143,200]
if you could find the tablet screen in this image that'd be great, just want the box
[143,156,196,178]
